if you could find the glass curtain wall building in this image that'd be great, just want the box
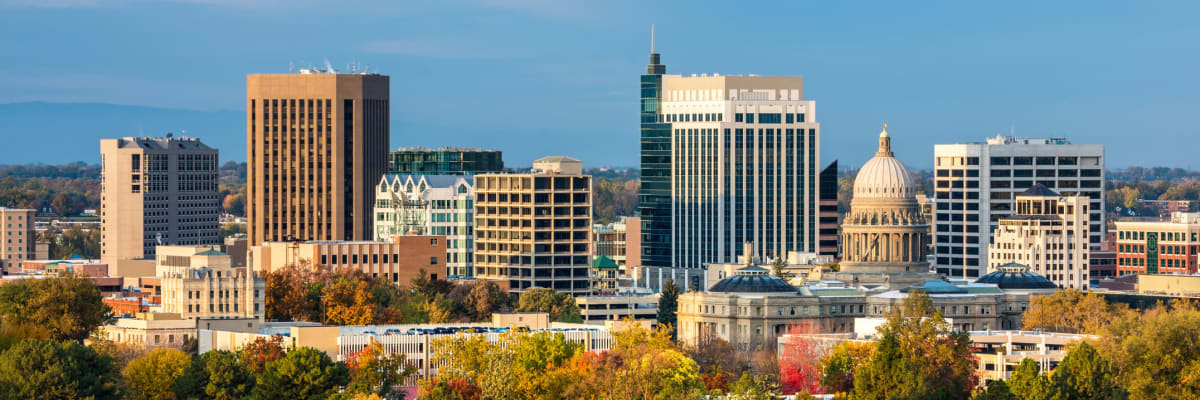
[388,147,504,175]
[638,49,822,290]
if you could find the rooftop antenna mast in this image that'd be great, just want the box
[651,24,655,53]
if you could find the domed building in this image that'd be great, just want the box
[828,124,938,288]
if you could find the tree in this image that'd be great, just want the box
[972,380,1017,400]
[254,347,349,400]
[122,348,191,400]
[852,291,976,400]
[343,340,416,399]
[0,339,120,400]
[1022,289,1128,334]
[730,371,781,400]
[222,192,245,216]
[1051,341,1125,400]
[779,323,827,395]
[687,334,742,392]
[656,278,680,337]
[1008,359,1053,400]
[514,288,582,323]
[771,257,790,279]
[240,335,286,375]
[1097,301,1200,400]
[174,349,255,400]
[820,340,874,395]
[325,277,376,326]
[0,272,111,341]
[50,192,83,216]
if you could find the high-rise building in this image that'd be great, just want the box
[818,161,839,259]
[100,136,220,265]
[473,156,593,296]
[987,185,1090,290]
[0,207,36,271]
[637,48,822,290]
[1114,212,1200,275]
[388,147,504,175]
[593,216,640,272]
[374,174,475,277]
[246,71,389,247]
[933,136,1104,278]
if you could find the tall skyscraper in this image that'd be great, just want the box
[933,136,1104,278]
[637,46,821,289]
[388,147,504,175]
[246,71,389,246]
[473,156,593,296]
[100,136,220,265]
[818,161,839,259]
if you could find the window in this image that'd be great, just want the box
[429,257,438,265]
[430,238,438,246]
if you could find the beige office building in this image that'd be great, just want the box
[474,156,593,296]
[0,208,36,271]
[100,137,220,265]
[156,245,264,319]
[246,71,389,247]
[250,236,447,283]
[988,185,1090,289]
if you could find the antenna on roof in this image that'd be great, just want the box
[289,61,295,73]
[323,57,335,73]
[651,24,655,53]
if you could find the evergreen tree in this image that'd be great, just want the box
[972,380,1018,400]
[656,279,680,337]
[1008,358,1053,400]
[1051,342,1125,400]
[0,339,120,400]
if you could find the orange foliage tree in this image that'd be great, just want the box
[778,322,829,396]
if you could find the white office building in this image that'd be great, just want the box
[933,136,1104,279]
[374,174,474,276]
[987,185,1090,290]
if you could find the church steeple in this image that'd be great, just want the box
[647,24,666,75]
[877,123,893,157]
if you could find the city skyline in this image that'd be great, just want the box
[1,1,1198,168]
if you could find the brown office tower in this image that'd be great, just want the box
[246,71,389,246]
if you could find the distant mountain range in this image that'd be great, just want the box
[0,102,245,164]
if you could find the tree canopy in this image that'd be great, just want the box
[0,339,120,400]
[0,272,111,341]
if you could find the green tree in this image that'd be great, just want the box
[342,340,417,399]
[1051,341,1125,400]
[122,348,191,400]
[174,349,254,400]
[852,291,976,400]
[514,288,582,323]
[0,339,120,400]
[820,340,873,395]
[0,272,111,341]
[730,371,781,400]
[1008,359,1053,400]
[656,278,680,336]
[771,257,790,279]
[972,380,1017,400]
[253,347,349,400]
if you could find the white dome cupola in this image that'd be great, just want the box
[852,124,916,200]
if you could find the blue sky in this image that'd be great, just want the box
[1,0,1197,168]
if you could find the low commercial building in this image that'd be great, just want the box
[156,245,263,320]
[374,174,474,276]
[20,258,108,276]
[1137,274,1200,297]
[198,320,613,383]
[971,330,1098,381]
[250,236,447,283]
[96,313,198,349]
[987,185,1090,290]
[222,234,248,269]
[593,216,640,272]
[103,296,159,317]
[1114,212,1200,275]
[576,291,659,324]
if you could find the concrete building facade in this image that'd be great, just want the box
[987,185,1090,290]
[638,50,822,290]
[0,208,36,271]
[593,216,640,272]
[156,245,264,320]
[250,236,447,284]
[473,156,593,296]
[933,136,1105,279]
[246,71,389,246]
[374,174,474,276]
[100,137,220,265]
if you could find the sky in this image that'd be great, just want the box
[0,0,1197,169]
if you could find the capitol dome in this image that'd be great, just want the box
[853,124,916,200]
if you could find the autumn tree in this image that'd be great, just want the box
[1022,289,1128,334]
[778,322,828,395]
[253,346,349,400]
[325,277,376,326]
[1096,301,1200,400]
[0,271,111,341]
[342,340,417,399]
[820,340,874,395]
[240,335,286,374]
[122,348,191,400]
[687,334,742,392]
[0,339,120,400]
[852,291,977,400]
[514,288,581,323]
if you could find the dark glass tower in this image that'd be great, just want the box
[639,51,672,271]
